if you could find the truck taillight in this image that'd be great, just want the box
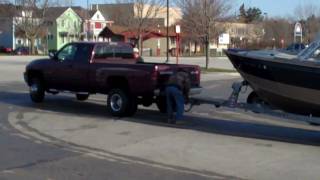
[151,65,159,81]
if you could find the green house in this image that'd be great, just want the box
[46,7,83,51]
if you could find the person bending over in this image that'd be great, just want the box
[165,71,190,124]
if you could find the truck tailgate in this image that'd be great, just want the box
[155,64,201,88]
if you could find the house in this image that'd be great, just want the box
[92,3,182,27]
[83,7,114,42]
[0,4,43,50]
[45,7,83,51]
[0,4,15,50]
[224,22,264,48]
[99,25,178,56]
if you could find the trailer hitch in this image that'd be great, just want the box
[226,81,248,108]
[185,81,249,112]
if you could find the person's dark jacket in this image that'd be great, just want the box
[167,71,191,102]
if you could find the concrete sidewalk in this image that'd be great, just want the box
[6,70,320,180]
[9,106,320,180]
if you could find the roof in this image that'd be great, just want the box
[44,7,69,21]
[0,4,19,18]
[99,24,178,41]
[91,3,134,22]
[44,6,87,22]
[88,10,96,18]
[72,6,87,20]
[108,25,129,34]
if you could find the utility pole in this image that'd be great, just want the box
[166,0,169,63]
[204,0,209,69]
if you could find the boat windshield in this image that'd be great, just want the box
[298,35,320,61]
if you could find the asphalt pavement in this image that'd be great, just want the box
[0,56,320,180]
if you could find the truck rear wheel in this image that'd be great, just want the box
[107,89,137,117]
[29,77,45,103]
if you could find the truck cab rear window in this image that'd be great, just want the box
[94,44,134,59]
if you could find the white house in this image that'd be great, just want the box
[83,9,114,41]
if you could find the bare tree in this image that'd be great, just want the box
[176,0,232,69]
[294,3,319,21]
[262,18,293,48]
[14,0,49,54]
[294,3,320,44]
[0,0,9,4]
[114,0,163,54]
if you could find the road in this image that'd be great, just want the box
[0,56,320,180]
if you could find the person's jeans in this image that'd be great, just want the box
[166,86,184,120]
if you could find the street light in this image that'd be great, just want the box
[175,24,181,64]
[157,24,161,56]
[166,0,169,63]
[272,37,276,49]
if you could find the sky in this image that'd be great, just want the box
[235,0,320,17]
[72,0,320,18]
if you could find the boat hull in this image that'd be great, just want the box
[225,50,320,116]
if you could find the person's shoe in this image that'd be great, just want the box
[168,118,176,124]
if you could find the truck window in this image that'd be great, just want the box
[114,46,134,59]
[57,44,77,62]
[74,44,94,63]
[94,45,114,59]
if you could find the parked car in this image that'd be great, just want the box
[13,46,29,55]
[0,46,13,53]
[24,42,202,117]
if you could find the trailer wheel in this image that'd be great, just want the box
[247,91,263,105]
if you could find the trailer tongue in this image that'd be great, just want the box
[188,81,320,126]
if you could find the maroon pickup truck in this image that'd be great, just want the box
[24,42,202,117]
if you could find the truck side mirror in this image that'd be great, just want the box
[49,52,55,59]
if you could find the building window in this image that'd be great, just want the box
[61,20,64,27]
[74,21,77,29]
[95,22,102,29]
[97,14,100,19]
[170,37,176,45]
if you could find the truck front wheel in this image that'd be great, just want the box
[107,89,137,117]
[29,77,45,103]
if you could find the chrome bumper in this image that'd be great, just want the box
[154,87,203,96]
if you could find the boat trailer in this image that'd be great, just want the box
[187,81,320,126]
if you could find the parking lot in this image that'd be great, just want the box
[0,56,320,180]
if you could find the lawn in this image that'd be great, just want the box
[201,67,237,73]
